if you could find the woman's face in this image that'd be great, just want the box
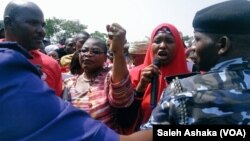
[78,38,107,72]
[151,32,177,65]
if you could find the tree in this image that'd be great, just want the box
[90,31,108,41]
[45,17,61,38]
[45,17,88,42]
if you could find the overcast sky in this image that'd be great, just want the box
[0,0,227,42]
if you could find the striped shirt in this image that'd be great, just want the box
[64,67,134,133]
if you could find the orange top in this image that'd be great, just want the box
[29,50,63,97]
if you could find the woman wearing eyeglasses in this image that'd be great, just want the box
[64,23,134,135]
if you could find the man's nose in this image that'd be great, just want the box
[37,25,45,37]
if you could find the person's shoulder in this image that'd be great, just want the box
[64,75,78,87]
[161,72,201,98]
[165,70,233,95]
[60,53,73,66]
[31,50,59,64]
[62,53,73,59]
[0,45,28,66]
[29,50,61,76]
[0,42,40,76]
[0,42,33,59]
[165,72,200,84]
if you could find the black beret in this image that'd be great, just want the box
[193,0,250,34]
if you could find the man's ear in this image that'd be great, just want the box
[4,16,12,28]
[217,36,231,55]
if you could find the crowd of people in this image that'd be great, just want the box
[1,0,250,141]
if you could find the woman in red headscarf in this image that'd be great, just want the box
[129,23,190,127]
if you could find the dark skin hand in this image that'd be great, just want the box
[106,23,128,83]
[136,64,161,93]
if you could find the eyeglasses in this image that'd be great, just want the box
[79,48,105,55]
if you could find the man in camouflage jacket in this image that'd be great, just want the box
[142,58,250,127]
[142,0,250,128]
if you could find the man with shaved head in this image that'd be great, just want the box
[0,0,153,140]
[3,0,63,96]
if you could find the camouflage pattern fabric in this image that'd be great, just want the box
[141,58,250,129]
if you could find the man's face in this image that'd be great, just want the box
[75,35,89,51]
[10,8,45,51]
[65,38,76,54]
[193,32,219,71]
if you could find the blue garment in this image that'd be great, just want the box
[141,58,250,129]
[0,42,119,141]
